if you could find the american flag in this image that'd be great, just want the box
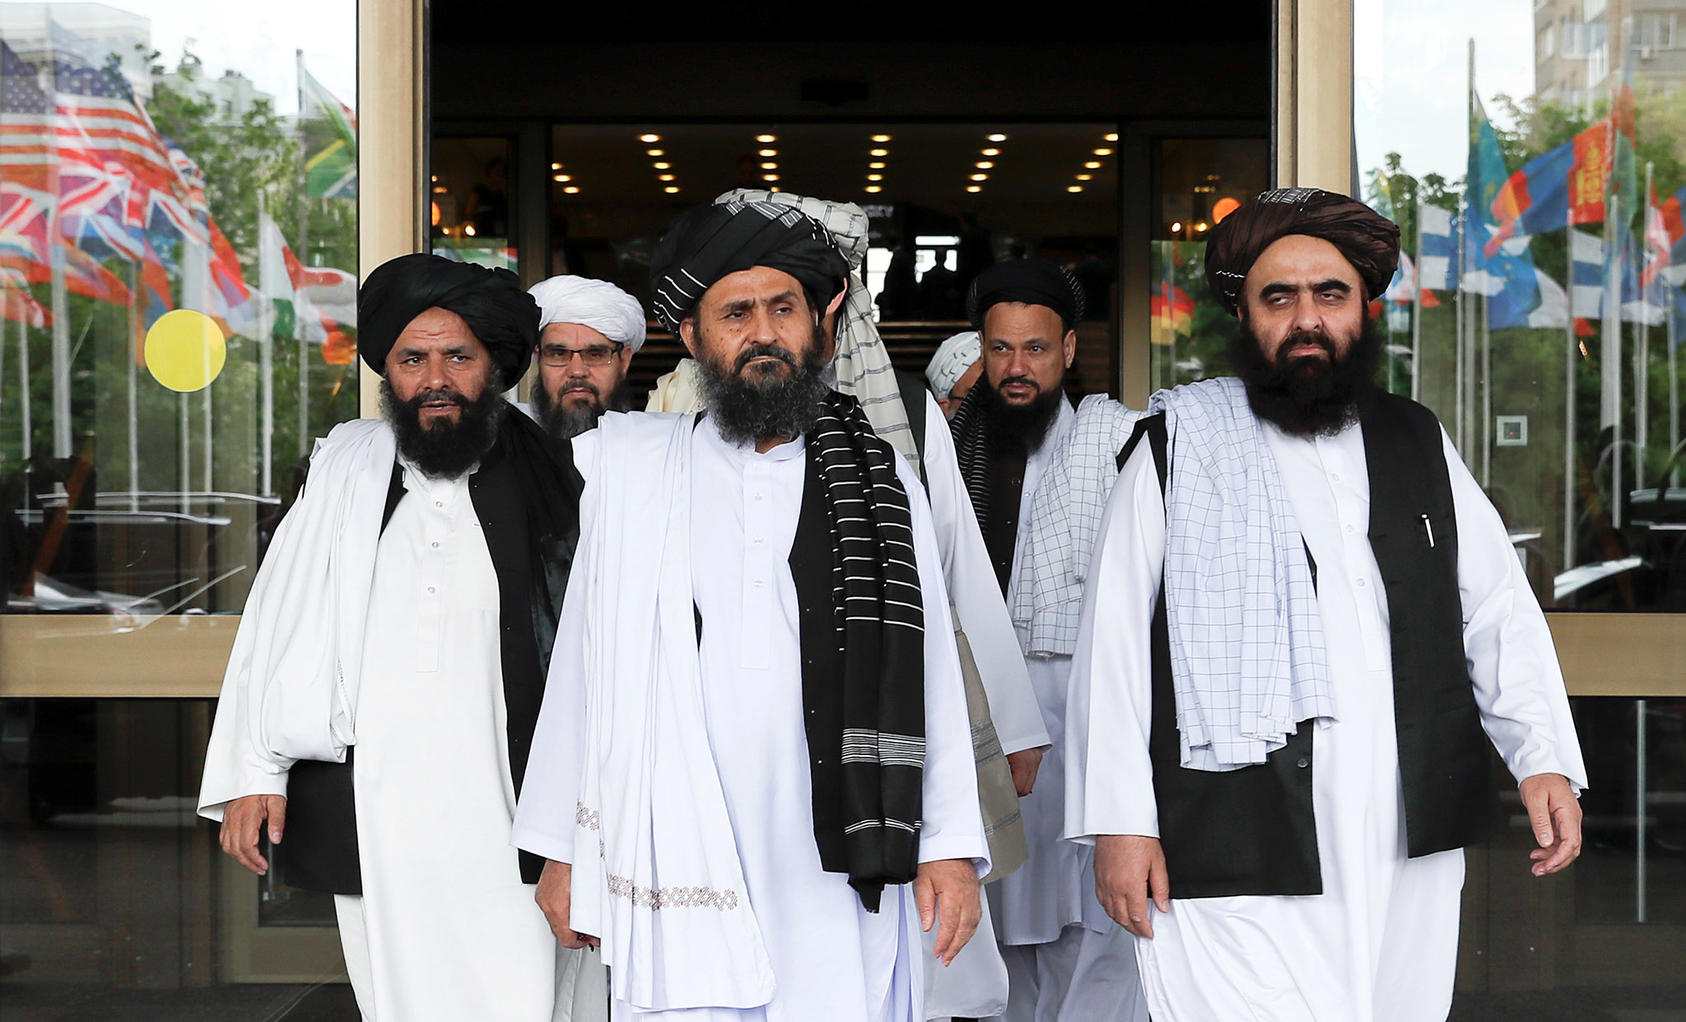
[1,40,54,276]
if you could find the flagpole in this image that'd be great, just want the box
[1637,163,1654,490]
[127,263,140,511]
[258,192,274,497]
[1564,233,1577,576]
[1481,291,1491,487]
[1455,209,1467,453]
[1412,196,1424,402]
[1670,293,1680,488]
[296,48,311,461]
[48,242,70,460]
[1605,193,1623,529]
[17,306,30,463]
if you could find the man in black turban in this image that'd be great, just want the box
[1073,188,1584,1020]
[201,252,585,1020]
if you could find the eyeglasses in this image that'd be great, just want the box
[539,342,624,368]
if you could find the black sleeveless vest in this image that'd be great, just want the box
[1122,390,1496,898]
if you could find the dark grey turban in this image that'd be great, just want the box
[966,258,1086,333]
[358,253,539,388]
[1204,187,1401,315]
[648,200,849,333]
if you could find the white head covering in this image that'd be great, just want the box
[926,331,981,396]
[527,275,649,353]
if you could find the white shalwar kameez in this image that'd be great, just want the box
[513,416,987,1022]
[988,401,1146,1022]
[327,460,565,1021]
[1065,418,1587,1022]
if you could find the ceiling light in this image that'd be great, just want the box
[432,185,447,193]
[659,174,676,181]
[564,186,581,194]
[665,186,680,194]
[1104,132,1119,142]
[552,174,571,182]
[864,185,883,194]
[871,133,892,142]
[1084,161,1102,169]
[639,133,661,143]
[653,162,671,170]
[987,133,1007,142]
[761,161,778,170]
[770,185,782,192]
[463,224,476,236]
[430,174,438,182]
[1195,221,1209,232]
[1075,173,1093,181]
[966,185,982,193]
[548,163,561,171]
[1067,185,1084,193]
[759,148,778,157]
[969,173,988,181]
[764,173,780,181]
[867,173,883,181]
[975,160,994,169]
[1093,147,1114,156]
[870,148,889,157]
[756,133,777,143]
[1171,221,1183,233]
[646,148,664,157]
[869,161,886,169]
[981,148,1000,156]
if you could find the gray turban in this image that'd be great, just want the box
[925,331,981,396]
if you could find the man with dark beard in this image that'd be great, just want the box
[948,259,1148,1022]
[527,274,645,440]
[513,200,987,1021]
[199,253,584,1021]
[1064,189,1586,1020]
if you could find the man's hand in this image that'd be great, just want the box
[1007,747,1046,797]
[220,795,287,876]
[536,860,599,950]
[1095,834,1169,939]
[1520,773,1582,877]
[914,858,981,966]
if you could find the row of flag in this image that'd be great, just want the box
[0,28,356,364]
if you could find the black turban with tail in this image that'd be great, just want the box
[1204,188,1401,315]
[648,200,850,333]
[357,253,539,389]
[966,257,1087,333]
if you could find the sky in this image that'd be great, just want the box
[1354,0,1537,186]
[18,0,357,115]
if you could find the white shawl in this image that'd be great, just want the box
[570,411,775,1010]
[198,419,394,818]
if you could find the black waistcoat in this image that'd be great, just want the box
[1125,391,1496,899]
[274,435,577,893]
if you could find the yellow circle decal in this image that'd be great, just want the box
[144,309,227,392]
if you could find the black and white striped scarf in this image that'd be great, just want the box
[789,391,926,912]
[947,383,994,533]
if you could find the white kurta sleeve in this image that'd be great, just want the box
[897,453,991,876]
[1443,428,1589,792]
[1062,435,1165,844]
[508,433,600,864]
[918,393,1051,756]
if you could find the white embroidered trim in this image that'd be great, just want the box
[576,802,741,912]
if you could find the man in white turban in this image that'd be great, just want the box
[926,331,984,419]
[527,274,648,440]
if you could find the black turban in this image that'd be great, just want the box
[1203,188,1400,315]
[965,258,1086,333]
[648,200,849,333]
[357,253,539,388]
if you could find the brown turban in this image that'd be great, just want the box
[1203,188,1400,315]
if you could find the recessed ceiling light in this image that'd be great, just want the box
[1093,148,1114,156]
[764,173,780,181]
[975,161,994,169]
[759,148,778,157]
[981,148,1000,156]
[871,133,892,142]
[432,185,447,194]
[966,185,982,193]
[1067,185,1084,193]
[770,185,782,192]
[430,174,438,182]
[665,186,680,194]
[987,133,1008,142]
[969,173,988,181]
[549,162,561,171]
[639,133,661,143]
[653,162,671,170]
[1104,132,1119,142]
[659,174,676,181]
[552,174,571,182]
[870,162,887,170]
[870,148,889,157]
[647,149,665,158]
[864,185,883,193]
[756,133,777,143]
[564,186,581,194]
[1075,173,1093,181]
[867,173,883,181]
[1084,161,1102,169]
[1195,221,1209,232]
[761,162,778,170]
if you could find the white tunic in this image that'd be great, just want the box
[335,459,563,1021]
[514,417,987,1022]
[1064,417,1588,1021]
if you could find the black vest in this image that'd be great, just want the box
[1123,391,1496,898]
[273,438,574,893]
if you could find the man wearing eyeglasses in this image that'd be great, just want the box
[527,275,648,440]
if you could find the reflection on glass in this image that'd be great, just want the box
[0,1,360,618]
[431,136,517,273]
[1354,0,1686,612]
[545,122,1121,400]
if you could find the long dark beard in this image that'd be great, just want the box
[380,378,507,477]
[532,377,630,441]
[978,376,1065,455]
[695,324,830,447]
[1228,315,1383,438]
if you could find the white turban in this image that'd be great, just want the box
[925,331,981,397]
[526,275,648,353]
